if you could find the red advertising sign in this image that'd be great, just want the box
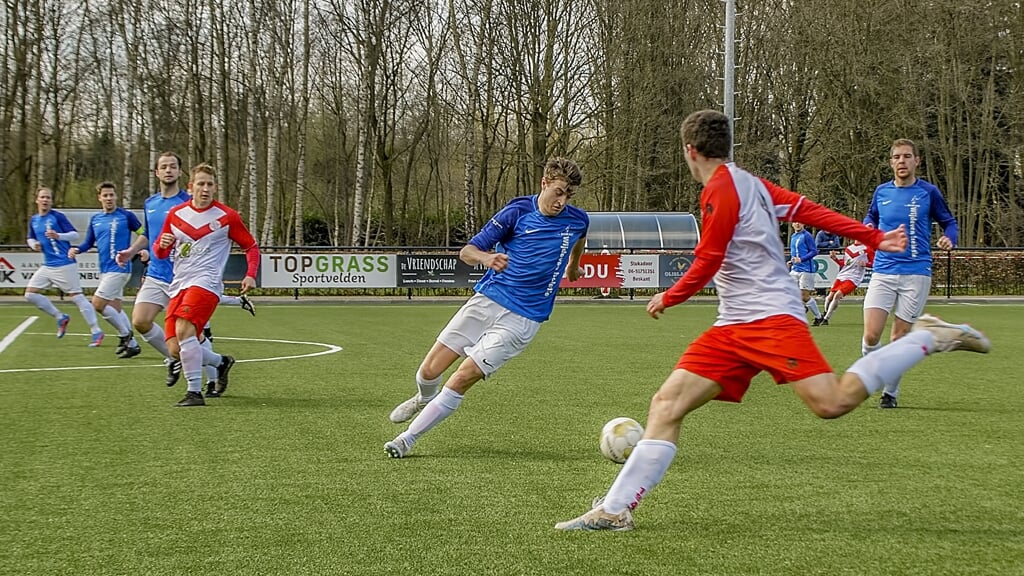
[559,253,623,288]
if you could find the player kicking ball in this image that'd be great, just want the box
[554,110,990,532]
[152,163,260,407]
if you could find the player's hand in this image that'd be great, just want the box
[646,292,667,319]
[115,248,134,266]
[67,248,79,259]
[240,276,256,294]
[157,233,175,249]
[566,264,583,282]
[937,235,954,251]
[877,224,908,253]
[138,249,150,263]
[45,229,59,240]
[792,256,801,263]
[486,252,509,273]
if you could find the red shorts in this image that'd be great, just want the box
[829,279,857,296]
[676,314,833,403]
[165,286,220,340]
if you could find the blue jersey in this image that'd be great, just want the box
[78,208,144,273]
[469,195,589,322]
[28,210,76,267]
[142,190,191,282]
[789,229,817,273]
[864,178,957,276]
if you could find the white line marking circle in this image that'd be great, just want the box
[0,334,342,374]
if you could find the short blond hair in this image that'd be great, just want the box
[190,163,217,181]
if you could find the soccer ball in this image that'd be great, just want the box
[599,417,644,464]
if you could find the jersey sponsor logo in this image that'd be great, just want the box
[179,242,193,258]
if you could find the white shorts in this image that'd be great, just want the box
[789,270,816,291]
[135,277,172,308]
[437,293,542,378]
[27,264,82,294]
[863,273,932,322]
[94,272,131,301]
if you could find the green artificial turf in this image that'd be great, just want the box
[0,301,1021,575]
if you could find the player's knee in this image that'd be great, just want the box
[807,398,851,420]
[810,404,843,419]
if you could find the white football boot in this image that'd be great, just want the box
[388,393,434,423]
[911,314,991,354]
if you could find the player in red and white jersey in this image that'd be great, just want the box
[555,109,991,532]
[820,240,875,325]
[153,163,260,407]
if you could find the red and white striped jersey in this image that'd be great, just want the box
[834,243,873,284]
[155,200,259,298]
[662,163,884,326]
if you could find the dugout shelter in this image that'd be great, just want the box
[584,212,700,251]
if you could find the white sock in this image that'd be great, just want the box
[25,293,61,318]
[403,387,464,444]
[179,336,203,392]
[861,338,882,357]
[101,305,131,337]
[220,295,240,306]
[416,370,443,400]
[71,294,102,334]
[205,365,218,383]
[846,331,933,395]
[825,295,840,320]
[200,337,222,367]
[806,298,822,318]
[602,439,677,514]
[141,325,173,359]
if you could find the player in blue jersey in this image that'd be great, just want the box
[69,182,145,358]
[384,157,590,458]
[24,187,105,344]
[788,222,823,325]
[116,152,194,384]
[862,138,958,409]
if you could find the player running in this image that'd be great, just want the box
[116,152,192,382]
[69,182,145,357]
[153,163,260,407]
[24,187,105,345]
[820,239,874,325]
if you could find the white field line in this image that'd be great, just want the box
[0,334,342,374]
[0,317,39,355]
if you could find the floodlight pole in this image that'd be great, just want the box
[723,0,736,161]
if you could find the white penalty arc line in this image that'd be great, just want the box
[0,316,39,355]
[0,335,342,374]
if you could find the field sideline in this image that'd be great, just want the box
[1,301,1021,575]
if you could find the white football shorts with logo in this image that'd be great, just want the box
[135,277,172,308]
[437,292,541,379]
[863,272,932,322]
[27,264,82,294]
